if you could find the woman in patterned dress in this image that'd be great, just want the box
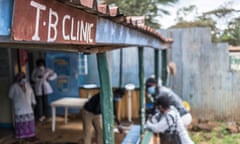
[9,72,36,140]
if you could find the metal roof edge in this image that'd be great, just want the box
[58,0,173,44]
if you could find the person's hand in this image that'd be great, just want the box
[43,71,50,80]
[147,114,153,122]
[144,121,151,130]
[118,125,124,133]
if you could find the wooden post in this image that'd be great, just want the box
[154,49,159,80]
[119,48,123,87]
[161,49,167,86]
[138,47,145,134]
[97,52,114,144]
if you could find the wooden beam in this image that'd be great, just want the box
[161,49,168,86]
[119,49,123,87]
[97,52,114,144]
[154,49,159,81]
[138,46,145,134]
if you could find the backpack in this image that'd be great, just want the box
[159,114,182,144]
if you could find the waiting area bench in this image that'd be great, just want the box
[122,125,140,144]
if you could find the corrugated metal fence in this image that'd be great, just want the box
[84,27,240,121]
[169,27,240,121]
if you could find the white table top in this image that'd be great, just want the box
[50,97,88,108]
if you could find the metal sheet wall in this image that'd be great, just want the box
[170,27,240,120]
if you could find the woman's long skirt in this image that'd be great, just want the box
[15,113,35,139]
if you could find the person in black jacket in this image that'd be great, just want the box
[82,88,125,144]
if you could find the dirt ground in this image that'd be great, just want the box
[0,114,130,144]
[2,115,240,144]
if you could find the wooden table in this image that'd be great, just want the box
[50,97,88,132]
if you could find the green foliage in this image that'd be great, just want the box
[204,8,240,18]
[104,0,178,28]
[221,18,240,46]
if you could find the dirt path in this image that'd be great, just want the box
[1,115,129,144]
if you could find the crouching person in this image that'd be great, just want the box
[144,95,194,144]
[82,88,126,144]
[145,77,192,127]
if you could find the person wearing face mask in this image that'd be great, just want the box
[145,77,192,127]
[31,58,57,122]
[144,95,194,144]
[9,72,37,141]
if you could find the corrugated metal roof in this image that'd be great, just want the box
[59,0,173,43]
[0,0,173,53]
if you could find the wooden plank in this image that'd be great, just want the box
[138,47,145,134]
[154,49,159,80]
[141,131,157,144]
[161,49,167,86]
[122,125,140,144]
[79,88,141,121]
[97,52,114,144]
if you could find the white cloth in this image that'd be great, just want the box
[182,113,192,127]
[9,83,36,115]
[31,67,57,96]
[145,106,194,144]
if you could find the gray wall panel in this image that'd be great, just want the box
[170,27,240,120]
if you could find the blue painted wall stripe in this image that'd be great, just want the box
[0,0,13,36]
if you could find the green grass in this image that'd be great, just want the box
[190,123,240,144]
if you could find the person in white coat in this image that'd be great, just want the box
[9,72,36,140]
[145,95,194,144]
[31,58,57,122]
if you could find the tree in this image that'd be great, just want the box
[104,0,178,28]
[175,5,199,22]
[221,18,240,46]
[172,4,240,45]
[202,7,240,44]
[172,5,217,41]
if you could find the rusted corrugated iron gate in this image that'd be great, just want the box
[0,0,173,143]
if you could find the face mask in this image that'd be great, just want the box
[147,86,156,95]
[20,78,27,84]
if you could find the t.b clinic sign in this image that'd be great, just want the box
[12,0,97,44]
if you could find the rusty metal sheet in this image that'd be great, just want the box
[12,0,97,45]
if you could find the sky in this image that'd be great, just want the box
[158,0,240,29]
